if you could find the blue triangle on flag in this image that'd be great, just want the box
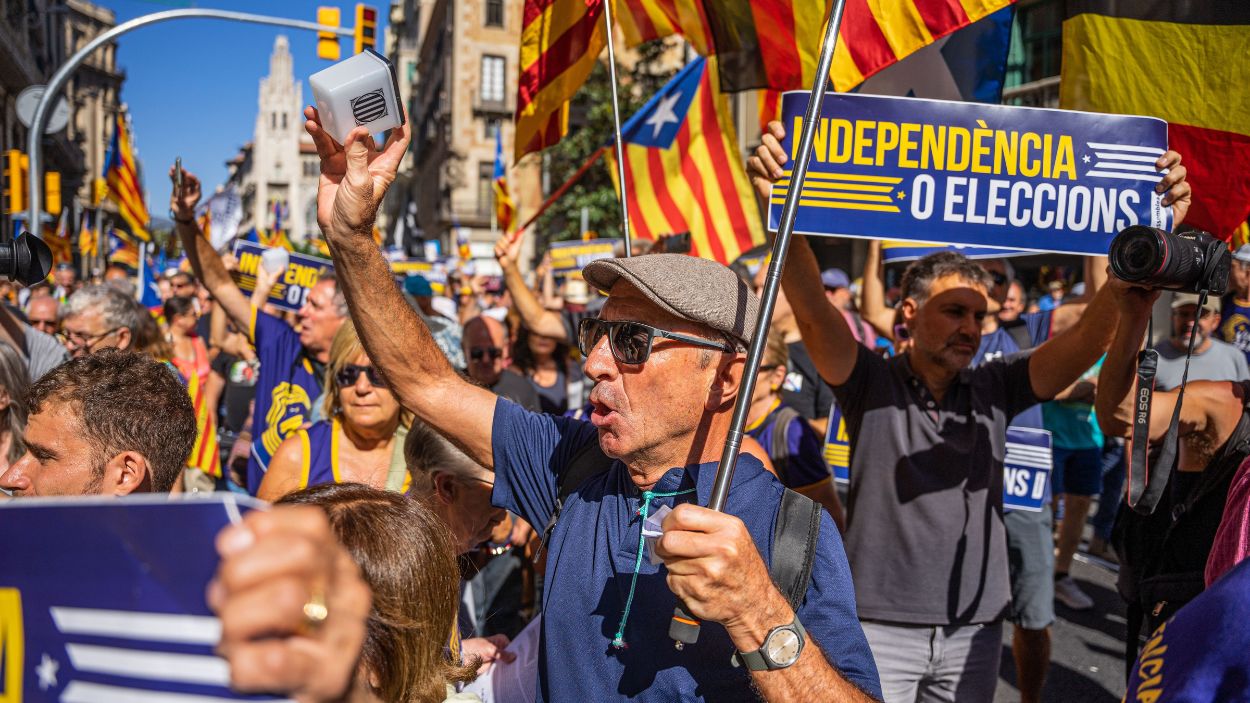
[619,57,706,150]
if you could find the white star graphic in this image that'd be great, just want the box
[37,653,59,691]
[1082,154,1091,163]
[645,91,683,139]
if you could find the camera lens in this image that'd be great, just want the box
[1109,227,1166,282]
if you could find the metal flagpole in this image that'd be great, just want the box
[668,0,850,648]
[600,0,633,257]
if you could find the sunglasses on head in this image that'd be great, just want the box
[335,364,386,388]
[577,318,734,366]
[469,347,504,362]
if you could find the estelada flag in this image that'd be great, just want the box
[616,0,1017,93]
[104,115,151,242]
[605,57,763,264]
[1060,3,1250,240]
[493,130,515,233]
[515,0,608,159]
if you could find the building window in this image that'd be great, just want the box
[271,112,277,130]
[485,0,504,27]
[484,117,501,140]
[304,159,318,178]
[478,161,494,216]
[481,55,506,104]
[1005,0,1063,86]
[282,113,288,130]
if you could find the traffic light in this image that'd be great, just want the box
[3,150,26,215]
[317,7,341,61]
[354,4,377,54]
[44,171,60,215]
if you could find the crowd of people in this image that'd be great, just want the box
[1,108,1248,703]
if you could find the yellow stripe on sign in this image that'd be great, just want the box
[773,198,901,213]
[793,190,896,203]
[867,0,932,63]
[775,180,896,193]
[1059,14,1250,135]
[780,170,904,184]
[0,588,23,701]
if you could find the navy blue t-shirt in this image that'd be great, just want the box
[975,312,1051,430]
[491,399,881,701]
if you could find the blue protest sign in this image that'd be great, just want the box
[231,241,334,312]
[548,239,621,281]
[769,93,1172,255]
[1003,427,1053,512]
[822,401,850,484]
[880,240,1037,264]
[0,495,283,701]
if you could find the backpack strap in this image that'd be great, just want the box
[535,440,616,561]
[770,488,822,611]
[767,405,803,486]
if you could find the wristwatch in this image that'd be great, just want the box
[735,616,806,671]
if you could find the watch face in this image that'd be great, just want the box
[766,628,802,667]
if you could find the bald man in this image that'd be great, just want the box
[463,315,541,411]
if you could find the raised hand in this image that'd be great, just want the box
[169,165,203,221]
[1154,150,1191,227]
[746,121,789,203]
[304,106,411,239]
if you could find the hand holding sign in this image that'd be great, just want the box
[211,506,372,702]
[304,106,410,240]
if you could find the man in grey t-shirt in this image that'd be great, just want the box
[1154,293,1250,390]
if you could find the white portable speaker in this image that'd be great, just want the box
[309,49,406,145]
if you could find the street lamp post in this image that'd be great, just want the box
[24,8,354,240]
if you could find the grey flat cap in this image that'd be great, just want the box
[583,254,760,344]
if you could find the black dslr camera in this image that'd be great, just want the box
[1108,225,1231,296]
[0,232,53,286]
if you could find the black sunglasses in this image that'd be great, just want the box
[469,346,504,362]
[335,364,386,388]
[578,318,734,366]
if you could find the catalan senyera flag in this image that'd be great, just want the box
[1060,4,1250,240]
[493,131,516,233]
[77,212,98,258]
[259,229,294,251]
[184,367,222,479]
[515,0,608,159]
[41,211,74,269]
[605,57,764,264]
[104,115,150,242]
[617,0,1017,93]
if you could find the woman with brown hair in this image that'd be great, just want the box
[277,482,480,702]
[259,320,409,500]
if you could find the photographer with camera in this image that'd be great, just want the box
[1097,225,1250,674]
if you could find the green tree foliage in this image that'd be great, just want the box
[532,40,684,246]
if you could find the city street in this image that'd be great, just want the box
[996,554,1128,702]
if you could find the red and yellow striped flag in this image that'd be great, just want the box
[174,359,222,480]
[605,58,763,264]
[1060,4,1250,240]
[515,0,609,159]
[104,115,150,241]
[617,0,1016,92]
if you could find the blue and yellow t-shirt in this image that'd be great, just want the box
[246,308,322,494]
[1219,296,1250,365]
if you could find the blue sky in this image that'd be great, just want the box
[105,0,388,215]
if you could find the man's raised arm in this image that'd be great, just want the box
[747,121,861,387]
[169,167,254,335]
[305,109,498,468]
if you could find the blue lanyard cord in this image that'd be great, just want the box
[612,487,696,649]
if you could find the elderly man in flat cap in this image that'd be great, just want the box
[300,114,880,701]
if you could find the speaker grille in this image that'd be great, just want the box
[351,90,388,125]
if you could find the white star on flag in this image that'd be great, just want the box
[37,653,59,690]
[645,92,683,139]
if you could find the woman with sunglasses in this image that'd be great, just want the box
[258,320,410,501]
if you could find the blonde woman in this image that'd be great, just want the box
[258,321,409,500]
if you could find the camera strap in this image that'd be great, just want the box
[1128,290,1209,515]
